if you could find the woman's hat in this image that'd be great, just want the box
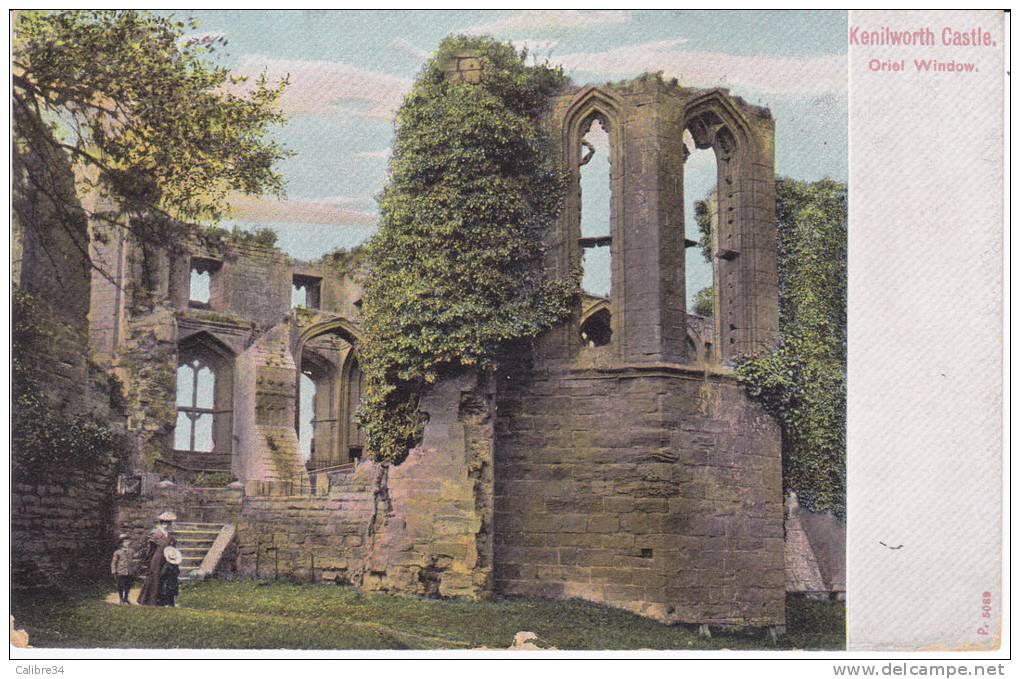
[163,546,183,565]
[157,511,177,522]
[118,533,129,541]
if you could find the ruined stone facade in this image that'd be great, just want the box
[89,228,367,489]
[12,105,128,588]
[14,74,790,627]
[114,371,495,596]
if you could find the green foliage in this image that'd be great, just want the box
[784,596,846,650]
[11,393,119,481]
[320,245,369,278]
[200,225,280,250]
[693,286,714,317]
[736,178,847,515]
[12,10,290,254]
[358,36,578,462]
[191,471,235,487]
[12,581,844,650]
[694,197,714,263]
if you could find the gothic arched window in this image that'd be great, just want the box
[579,115,612,302]
[175,358,217,452]
[173,333,234,464]
[294,321,364,469]
[562,89,622,354]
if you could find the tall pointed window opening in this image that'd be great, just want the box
[683,128,718,319]
[295,326,365,468]
[175,358,216,452]
[344,356,365,462]
[173,334,234,466]
[578,116,612,346]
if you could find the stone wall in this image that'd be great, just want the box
[80,74,792,627]
[90,226,369,482]
[12,104,129,590]
[12,464,121,589]
[493,364,785,626]
[362,372,495,597]
[116,485,245,540]
[114,372,495,598]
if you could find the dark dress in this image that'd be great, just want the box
[137,528,175,606]
[157,562,180,607]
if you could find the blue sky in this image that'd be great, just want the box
[177,10,848,302]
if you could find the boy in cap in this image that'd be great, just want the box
[110,534,134,604]
[157,546,182,607]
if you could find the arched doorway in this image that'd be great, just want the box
[294,319,365,468]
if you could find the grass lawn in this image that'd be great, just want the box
[11,580,844,651]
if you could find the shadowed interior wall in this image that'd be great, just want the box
[12,105,127,589]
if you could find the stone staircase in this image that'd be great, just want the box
[175,522,235,581]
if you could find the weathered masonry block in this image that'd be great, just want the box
[493,365,784,625]
[115,372,494,597]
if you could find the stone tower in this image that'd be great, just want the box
[492,78,785,626]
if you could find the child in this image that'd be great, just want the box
[157,546,182,607]
[110,534,134,605]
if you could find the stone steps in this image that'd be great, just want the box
[172,522,234,581]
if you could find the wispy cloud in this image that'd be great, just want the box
[235,55,410,119]
[391,37,430,61]
[229,194,377,226]
[355,148,391,160]
[464,10,631,36]
[553,39,846,97]
[510,38,559,57]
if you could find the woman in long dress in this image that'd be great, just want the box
[137,512,176,606]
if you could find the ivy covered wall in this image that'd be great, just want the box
[357,36,579,462]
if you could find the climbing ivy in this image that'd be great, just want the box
[357,36,578,463]
[199,224,279,250]
[736,178,847,515]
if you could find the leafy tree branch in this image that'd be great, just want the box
[12,10,292,278]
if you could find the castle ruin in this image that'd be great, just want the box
[14,73,803,628]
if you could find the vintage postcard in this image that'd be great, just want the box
[7,8,1006,668]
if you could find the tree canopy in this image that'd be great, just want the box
[357,36,578,463]
[12,10,290,255]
